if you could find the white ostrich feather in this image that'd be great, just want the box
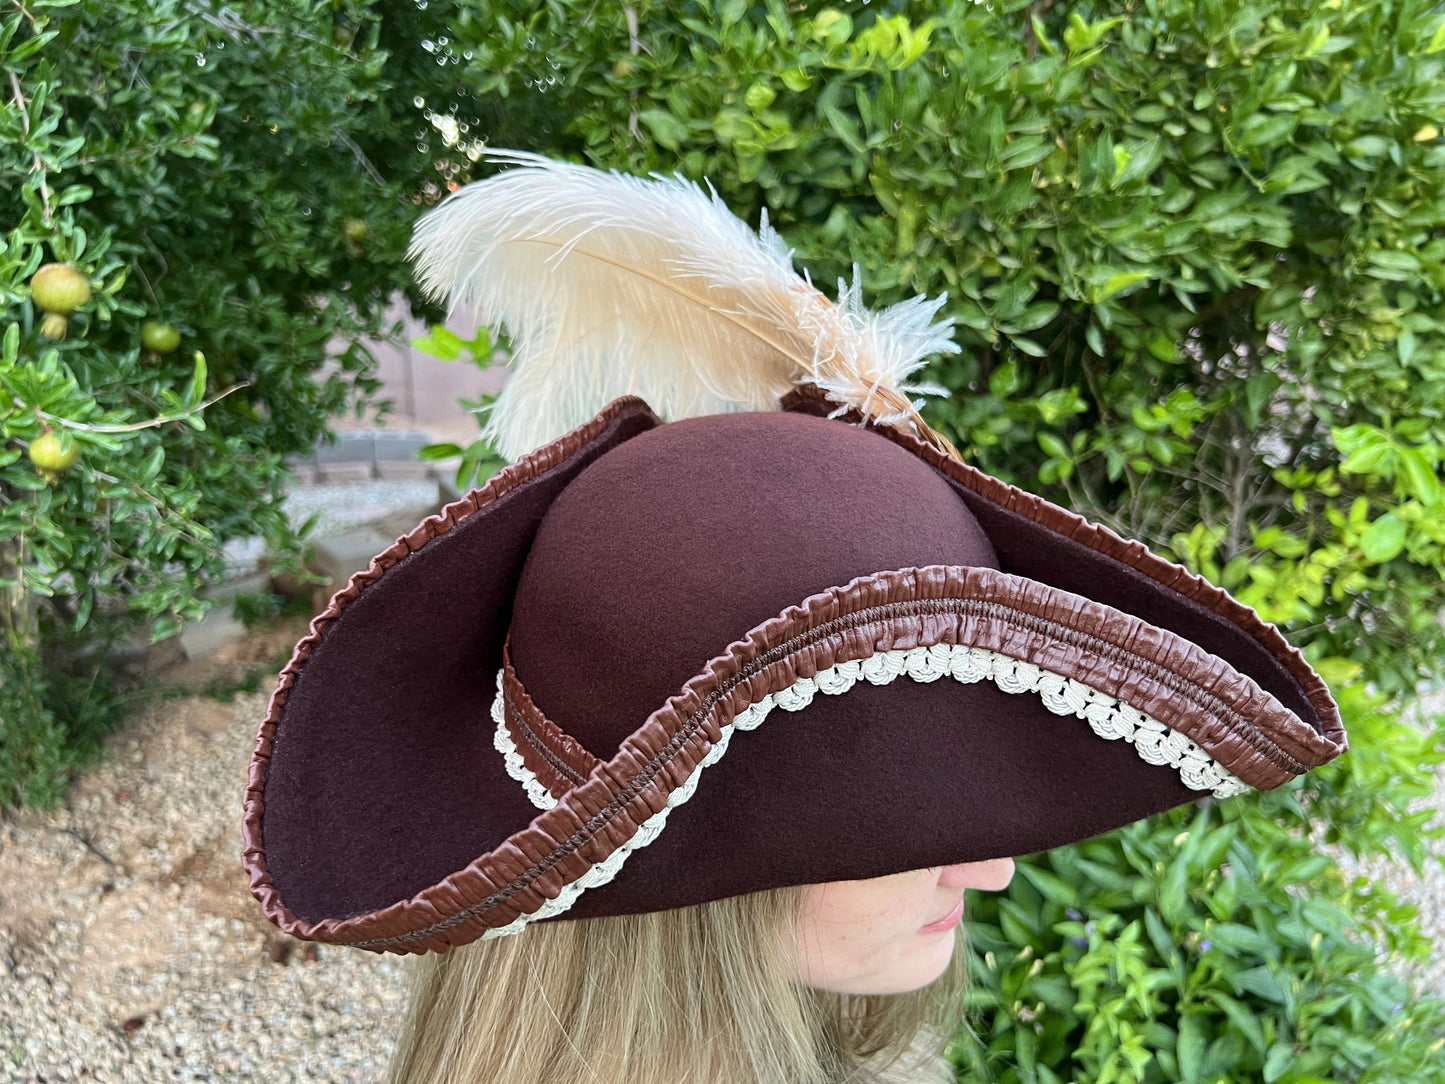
[409,150,960,461]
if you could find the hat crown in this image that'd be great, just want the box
[508,410,999,759]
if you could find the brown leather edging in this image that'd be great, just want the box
[242,397,659,953]
[502,646,600,794]
[780,384,1346,755]
[274,565,1343,953]
[506,596,1311,783]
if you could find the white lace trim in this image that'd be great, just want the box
[483,644,1250,939]
[491,671,562,811]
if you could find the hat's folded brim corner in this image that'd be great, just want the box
[243,396,661,948]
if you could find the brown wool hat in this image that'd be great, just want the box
[242,155,1347,954]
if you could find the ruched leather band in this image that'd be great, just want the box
[501,648,602,797]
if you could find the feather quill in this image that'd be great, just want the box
[409,150,960,461]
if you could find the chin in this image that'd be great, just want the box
[848,930,959,996]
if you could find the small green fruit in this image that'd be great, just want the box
[28,429,80,482]
[30,263,92,339]
[142,320,183,354]
[343,217,369,242]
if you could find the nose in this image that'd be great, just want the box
[938,857,1015,891]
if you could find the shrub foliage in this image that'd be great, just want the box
[422,0,1445,1080]
[0,0,450,806]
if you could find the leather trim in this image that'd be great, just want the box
[503,646,601,795]
[266,565,1343,953]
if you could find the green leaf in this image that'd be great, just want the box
[744,81,776,112]
[821,102,865,154]
[1263,1043,1295,1082]
[74,590,94,631]
[1205,990,1268,1055]
[638,109,689,150]
[413,325,465,361]
[141,444,165,479]
[1426,15,1445,53]
[989,361,1021,397]
[1237,113,1298,150]
[773,65,809,92]
[1177,1014,1206,1082]
[186,351,207,408]
[1038,432,1070,459]
[1098,270,1151,300]
[1360,512,1406,562]
[1233,965,1286,1003]
[1016,861,1077,905]
[56,185,94,207]
[1343,135,1391,159]
[1014,302,1060,332]
[417,441,464,461]
[1397,448,1441,503]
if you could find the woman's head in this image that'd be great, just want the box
[388,863,1008,1084]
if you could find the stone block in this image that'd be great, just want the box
[221,535,269,577]
[314,462,375,485]
[375,459,436,482]
[311,527,395,590]
[204,569,272,605]
[179,604,248,660]
[314,432,377,465]
[286,462,319,486]
[372,432,431,461]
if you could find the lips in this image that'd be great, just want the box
[920,897,965,934]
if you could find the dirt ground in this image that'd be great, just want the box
[0,618,408,1083]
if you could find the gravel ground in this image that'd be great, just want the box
[283,479,442,537]
[0,624,410,1083]
[1,623,1441,1083]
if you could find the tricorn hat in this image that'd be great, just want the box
[243,154,1346,954]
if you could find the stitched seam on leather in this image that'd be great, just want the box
[505,686,587,787]
[511,598,1303,779]
[353,594,1302,949]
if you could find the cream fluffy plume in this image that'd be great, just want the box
[409,151,960,461]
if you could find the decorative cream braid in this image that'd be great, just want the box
[491,671,561,811]
[484,643,1249,939]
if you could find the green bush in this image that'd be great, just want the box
[0,0,453,808]
[419,0,1445,1079]
[957,698,1445,1083]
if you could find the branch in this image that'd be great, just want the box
[333,128,386,186]
[1223,412,1252,561]
[10,1,40,34]
[8,70,51,223]
[1022,0,1056,61]
[27,381,252,433]
[182,2,325,46]
[625,6,644,142]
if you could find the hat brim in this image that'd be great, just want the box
[244,389,1343,954]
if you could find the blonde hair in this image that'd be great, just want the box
[387,884,966,1084]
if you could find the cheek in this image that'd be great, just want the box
[794,917,958,995]
[793,875,954,994]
